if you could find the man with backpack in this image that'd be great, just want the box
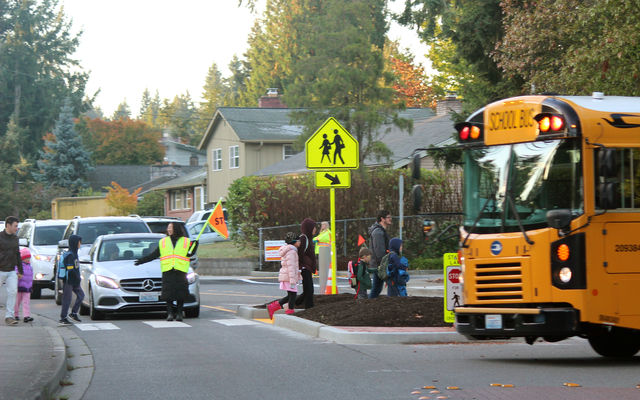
[368,210,391,299]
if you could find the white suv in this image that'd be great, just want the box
[18,219,69,298]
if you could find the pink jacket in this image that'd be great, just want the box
[278,244,301,285]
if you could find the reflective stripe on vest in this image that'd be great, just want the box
[314,230,331,255]
[158,236,191,273]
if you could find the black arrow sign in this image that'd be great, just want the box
[324,173,341,185]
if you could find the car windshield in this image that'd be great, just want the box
[78,221,150,245]
[98,238,159,262]
[33,225,66,245]
[188,222,213,236]
[463,139,583,233]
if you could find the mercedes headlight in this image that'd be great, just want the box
[95,275,119,289]
[187,271,197,284]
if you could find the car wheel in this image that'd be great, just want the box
[89,287,104,321]
[185,305,200,318]
[54,275,62,306]
[30,287,41,299]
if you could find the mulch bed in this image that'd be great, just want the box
[260,294,453,327]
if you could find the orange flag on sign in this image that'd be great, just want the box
[206,201,228,239]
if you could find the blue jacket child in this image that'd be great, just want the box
[387,238,409,297]
[59,234,85,324]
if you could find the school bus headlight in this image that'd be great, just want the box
[557,244,570,261]
[558,267,572,283]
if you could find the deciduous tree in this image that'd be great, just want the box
[105,182,141,216]
[84,118,163,165]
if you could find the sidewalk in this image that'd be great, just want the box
[0,321,66,400]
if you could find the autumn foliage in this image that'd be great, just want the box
[389,56,436,109]
[105,182,141,216]
[81,118,164,165]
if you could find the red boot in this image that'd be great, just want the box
[267,301,282,320]
[285,309,295,315]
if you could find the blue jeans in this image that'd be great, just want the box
[369,273,384,298]
[0,271,17,319]
[60,282,85,319]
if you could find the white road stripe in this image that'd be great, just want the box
[143,321,191,328]
[211,318,260,326]
[75,323,120,331]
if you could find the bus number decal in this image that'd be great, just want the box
[489,108,535,132]
[614,244,640,252]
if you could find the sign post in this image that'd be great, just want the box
[305,118,359,294]
[443,253,462,323]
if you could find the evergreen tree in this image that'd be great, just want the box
[222,56,249,106]
[112,100,131,120]
[139,88,151,119]
[34,98,93,194]
[283,0,411,163]
[195,63,226,135]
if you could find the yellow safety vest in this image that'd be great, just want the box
[314,229,331,255]
[158,236,191,273]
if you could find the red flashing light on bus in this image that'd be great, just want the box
[455,122,483,143]
[535,113,565,133]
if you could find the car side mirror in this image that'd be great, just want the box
[58,239,69,249]
[546,209,572,230]
[19,238,28,247]
[78,255,91,263]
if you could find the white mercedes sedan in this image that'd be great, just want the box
[78,233,200,320]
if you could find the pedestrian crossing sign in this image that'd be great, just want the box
[305,117,359,170]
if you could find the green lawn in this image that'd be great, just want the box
[196,241,259,259]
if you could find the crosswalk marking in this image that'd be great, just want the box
[143,321,191,328]
[211,318,260,326]
[75,323,120,331]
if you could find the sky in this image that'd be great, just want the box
[61,0,430,117]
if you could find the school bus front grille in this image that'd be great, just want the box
[474,262,523,301]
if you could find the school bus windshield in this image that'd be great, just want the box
[463,139,583,233]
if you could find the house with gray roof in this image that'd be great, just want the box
[148,168,207,221]
[253,109,458,177]
[197,107,303,202]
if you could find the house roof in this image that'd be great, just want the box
[198,107,304,149]
[87,165,154,191]
[252,112,456,176]
[162,139,206,155]
[150,168,207,191]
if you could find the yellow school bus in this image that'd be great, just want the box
[452,93,640,357]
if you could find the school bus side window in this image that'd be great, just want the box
[595,148,640,210]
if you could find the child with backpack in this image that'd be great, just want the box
[14,248,34,323]
[351,247,372,299]
[59,235,85,326]
[267,232,302,319]
[387,238,410,297]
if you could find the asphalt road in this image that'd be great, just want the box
[15,279,640,399]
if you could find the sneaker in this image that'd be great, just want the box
[58,318,72,326]
[267,301,282,320]
[23,316,33,323]
[69,313,81,322]
[285,309,295,315]
[14,316,19,321]
[5,317,18,325]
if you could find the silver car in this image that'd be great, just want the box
[78,233,200,320]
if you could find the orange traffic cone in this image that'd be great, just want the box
[325,267,338,294]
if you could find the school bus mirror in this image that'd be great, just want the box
[597,182,619,210]
[412,153,422,180]
[411,184,423,213]
[597,148,617,178]
[546,209,572,230]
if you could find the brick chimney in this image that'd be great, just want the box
[258,88,287,108]
[436,93,462,116]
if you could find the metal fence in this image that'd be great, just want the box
[257,213,463,270]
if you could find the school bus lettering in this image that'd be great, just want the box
[488,107,535,132]
[599,315,620,324]
[614,244,640,252]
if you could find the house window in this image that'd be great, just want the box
[229,145,239,169]
[170,191,182,210]
[283,144,294,160]
[212,148,222,171]
[194,187,203,211]
[186,190,193,210]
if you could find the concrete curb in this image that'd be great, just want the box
[40,326,68,400]
[237,305,470,344]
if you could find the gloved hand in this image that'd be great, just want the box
[134,259,141,266]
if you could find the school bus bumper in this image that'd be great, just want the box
[454,306,580,339]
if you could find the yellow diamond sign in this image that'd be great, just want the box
[305,117,359,170]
